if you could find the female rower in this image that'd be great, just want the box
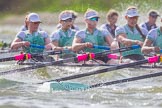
[56,10,79,32]
[142,17,162,54]
[100,9,119,38]
[50,10,76,59]
[115,6,148,62]
[140,10,159,32]
[20,13,42,31]
[11,13,52,62]
[72,9,117,63]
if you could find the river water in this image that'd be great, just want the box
[1,63,162,108]
[1,11,162,108]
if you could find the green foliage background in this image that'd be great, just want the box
[0,0,162,14]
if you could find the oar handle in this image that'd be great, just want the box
[30,44,45,49]
[160,49,162,53]
[131,45,140,49]
[93,45,110,50]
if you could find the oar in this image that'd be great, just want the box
[89,70,162,89]
[30,44,111,50]
[0,44,45,54]
[0,45,141,74]
[37,56,160,91]
[40,69,162,92]
[30,44,45,49]
[0,49,22,54]
[93,45,110,50]
[0,50,62,62]
[38,55,159,84]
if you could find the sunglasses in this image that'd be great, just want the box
[63,18,73,22]
[89,17,99,21]
[151,15,158,18]
[31,22,41,24]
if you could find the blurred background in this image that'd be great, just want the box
[0,0,162,43]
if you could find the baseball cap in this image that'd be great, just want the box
[126,8,139,17]
[28,13,41,22]
[149,10,159,17]
[84,9,100,19]
[59,11,72,21]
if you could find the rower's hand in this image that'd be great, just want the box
[84,42,93,48]
[136,40,143,47]
[22,41,30,47]
[45,44,52,50]
[154,46,160,53]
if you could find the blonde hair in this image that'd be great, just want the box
[126,6,137,10]
[107,9,119,19]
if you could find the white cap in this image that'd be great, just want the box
[59,11,72,21]
[85,9,99,19]
[126,8,139,17]
[28,13,41,22]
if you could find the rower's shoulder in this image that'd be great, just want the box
[100,24,107,29]
[115,25,126,36]
[37,30,48,38]
[139,26,148,35]
[50,29,60,37]
[38,30,48,34]
[75,29,86,36]
[16,31,26,36]
[147,28,159,37]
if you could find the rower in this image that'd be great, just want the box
[115,6,148,62]
[140,10,159,32]
[57,10,79,32]
[142,17,162,55]
[100,9,119,38]
[11,13,53,62]
[20,12,42,31]
[50,10,76,59]
[72,9,117,63]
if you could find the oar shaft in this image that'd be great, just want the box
[0,56,78,75]
[0,50,62,62]
[0,57,15,62]
[38,59,149,84]
[89,71,162,88]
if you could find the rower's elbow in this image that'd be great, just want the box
[72,45,78,52]
[10,44,14,49]
[141,47,147,54]
[10,43,18,50]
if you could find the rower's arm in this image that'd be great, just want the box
[72,37,93,52]
[72,37,85,52]
[105,35,113,46]
[10,38,30,49]
[105,35,119,50]
[110,38,119,50]
[141,38,160,54]
[51,41,73,51]
[44,38,52,50]
[51,41,63,51]
[117,33,143,47]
